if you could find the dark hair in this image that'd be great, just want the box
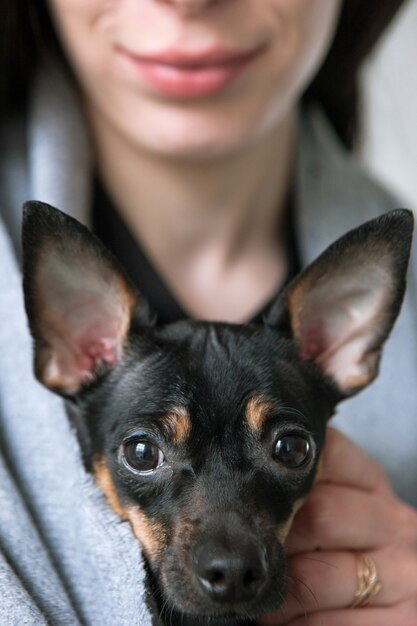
[304,0,407,148]
[0,0,407,148]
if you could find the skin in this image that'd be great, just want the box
[44,0,417,623]
[46,0,341,322]
[258,429,417,625]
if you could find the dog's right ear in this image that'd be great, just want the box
[265,210,414,397]
[22,201,153,396]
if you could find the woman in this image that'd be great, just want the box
[0,1,416,624]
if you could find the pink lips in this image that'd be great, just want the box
[117,44,266,98]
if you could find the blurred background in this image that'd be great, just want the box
[360,0,417,211]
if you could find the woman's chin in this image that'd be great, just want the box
[143,135,253,162]
[119,107,284,163]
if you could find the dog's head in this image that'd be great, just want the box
[22,203,413,624]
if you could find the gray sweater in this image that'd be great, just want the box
[0,62,416,625]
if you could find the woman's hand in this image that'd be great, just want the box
[257,427,417,625]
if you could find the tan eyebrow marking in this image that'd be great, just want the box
[162,405,191,444]
[92,457,167,561]
[245,396,274,434]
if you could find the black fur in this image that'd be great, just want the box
[21,202,414,626]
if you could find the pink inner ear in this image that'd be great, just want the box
[291,271,392,394]
[82,335,120,366]
[75,318,123,372]
[298,321,327,361]
[298,309,379,389]
[36,286,134,394]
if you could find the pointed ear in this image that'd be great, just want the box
[266,210,414,396]
[22,201,143,396]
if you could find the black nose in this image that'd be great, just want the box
[192,537,268,604]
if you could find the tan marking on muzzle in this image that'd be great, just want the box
[163,405,191,444]
[245,396,274,434]
[277,496,307,544]
[314,453,325,484]
[92,457,167,561]
[125,507,167,561]
[277,451,325,544]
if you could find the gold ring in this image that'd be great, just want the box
[350,552,382,609]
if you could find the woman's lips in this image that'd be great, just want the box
[117,44,266,99]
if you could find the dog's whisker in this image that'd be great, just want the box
[298,554,338,569]
[288,574,319,611]
[169,604,176,626]
[285,586,309,623]
[159,595,171,625]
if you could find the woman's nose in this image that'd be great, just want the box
[156,0,224,16]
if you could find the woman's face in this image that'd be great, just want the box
[47,0,342,159]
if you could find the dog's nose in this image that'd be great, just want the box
[192,538,268,604]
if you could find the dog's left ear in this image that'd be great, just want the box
[22,201,149,396]
[265,210,414,396]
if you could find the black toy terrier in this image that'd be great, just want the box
[22,202,413,626]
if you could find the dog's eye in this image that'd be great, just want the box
[273,434,311,468]
[122,439,165,474]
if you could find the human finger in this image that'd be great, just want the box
[257,545,417,626]
[285,484,406,554]
[279,598,417,626]
[317,427,389,494]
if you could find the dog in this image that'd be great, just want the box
[22,202,413,626]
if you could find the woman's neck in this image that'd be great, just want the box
[88,109,297,321]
